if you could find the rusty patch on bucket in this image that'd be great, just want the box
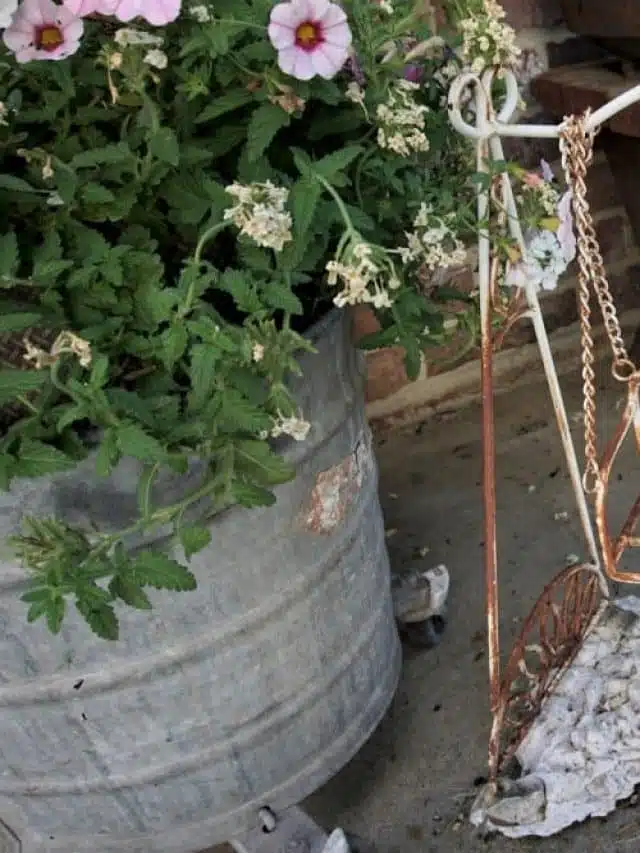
[301,439,371,534]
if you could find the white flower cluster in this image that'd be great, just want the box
[522,178,559,217]
[114,27,163,47]
[326,241,401,309]
[114,27,168,69]
[505,191,576,292]
[190,3,211,22]
[458,0,521,74]
[504,230,567,292]
[224,181,292,252]
[399,204,467,271]
[376,79,430,157]
[23,331,92,370]
[270,411,311,442]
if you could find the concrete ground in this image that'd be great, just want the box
[307,367,640,853]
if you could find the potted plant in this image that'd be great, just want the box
[0,0,574,848]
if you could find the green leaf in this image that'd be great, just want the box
[0,232,18,279]
[109,575,152,610]
[116,422,166,463]
[0,312,42,333]
[33,258,73,285]
[95,427,120,477]
[81,183,116,205]
[137,462,159,518]
[76,594,119,640]
[195,89,253,124]
[130,551,197,591]
[56,403,89,432]
[234,439,295,485]
[246,103,291,163]
[14,440,76,478]
[160,324,188,370]
[89,355,109,389]
[188,343,218,412]
[260,280,303,314]
[148,127,180,167]
[313,146,363,179]
[290,176,322,242]
[232,481,276,508]
[0,452,14,490]
[46,594,65,634]
[0,174,37,193]
[72,143,132,169]
[217,269,262,313]
[291,148,313,176]
[179,524,212,559]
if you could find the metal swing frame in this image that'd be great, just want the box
[448,70,640,783]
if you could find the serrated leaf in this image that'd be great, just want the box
[313,146,363,179]
[246,103,290,163]
[95,427,120,477]
[0,312,42,332]
[72,143,132,169]
[0,369,48,405]
[81,183,116,205]
[260,280,303,314]
[217,269,262,313]
[234,439,295,485]
[148,127,180,167]
[179,524,211,559]
[0,174,37,193]
[232,481,276,508]
[117,422,166,463]
[0,232,18,279]
[195,89,253,124]
[33,258,73,285]
[290,176,321,241]
[188,343,218,412]
[109,576,152,610]
[130,551,197,591]
[160,324,188,370]
[14,439,75,478]
[76,596,119,640]
[47,594,65,634]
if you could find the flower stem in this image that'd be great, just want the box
[314,174,357,235]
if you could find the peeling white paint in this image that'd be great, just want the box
[472,597,640,838]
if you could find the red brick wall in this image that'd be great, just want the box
[358,0,640,416]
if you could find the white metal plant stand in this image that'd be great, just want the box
[448,70,640,836]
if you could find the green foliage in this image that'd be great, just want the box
[0,0,508,639]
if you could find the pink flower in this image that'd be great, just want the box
[64,0,119,17]
[522,171,543,188]
[112,0,180,25]
[64,0,179,24]
[268,0,352,81]
[3,0,83,62]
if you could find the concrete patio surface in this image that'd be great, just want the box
[308,364,640,853]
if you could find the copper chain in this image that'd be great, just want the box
[559,114,636,493]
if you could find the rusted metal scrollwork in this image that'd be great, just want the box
[448,68,640,786]
[495,563,603,774]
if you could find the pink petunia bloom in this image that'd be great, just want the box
[63,0,119,17]
[268,0,352,81]
[3,0,83,62]
[522,171,543,188]
[112,0,180,25]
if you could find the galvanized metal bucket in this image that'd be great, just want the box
[0,308,401,853]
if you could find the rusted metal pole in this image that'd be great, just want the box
[475,127,502,782]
